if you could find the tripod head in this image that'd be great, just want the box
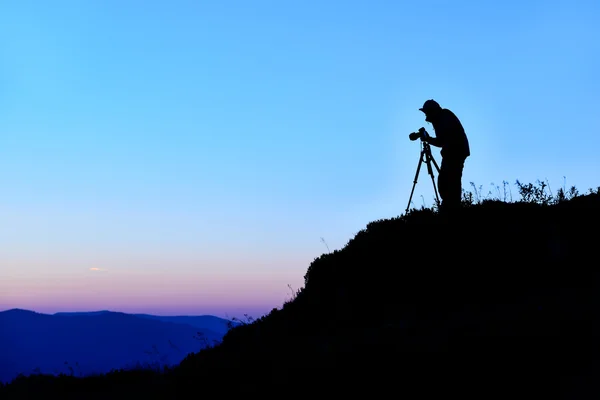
[409,127,434,161]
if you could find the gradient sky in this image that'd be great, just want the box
[1,0,598,318]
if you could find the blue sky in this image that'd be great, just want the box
[1,0,598,317]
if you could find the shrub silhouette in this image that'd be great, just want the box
[1,180,598,399]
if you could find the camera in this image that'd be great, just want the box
[409,127,429,141]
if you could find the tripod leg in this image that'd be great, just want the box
[425,152,441,207]
[406,151,424,214]
[429,169,440,207]
[430,153,441,174]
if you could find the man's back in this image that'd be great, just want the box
[432,108,470,160]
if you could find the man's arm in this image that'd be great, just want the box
[425,135,443,147]
[424,112,451,148]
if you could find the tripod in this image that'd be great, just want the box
[405,138,441,214]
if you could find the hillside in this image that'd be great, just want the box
[2,182,598,399]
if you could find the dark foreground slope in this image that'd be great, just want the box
[2,191,599,399]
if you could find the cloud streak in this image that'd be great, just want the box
[89,268,108,272]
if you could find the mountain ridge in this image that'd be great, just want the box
[0,309,233,384]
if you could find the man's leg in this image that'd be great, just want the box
[438,158,449,211]
[439,157,464,212]
[446,158,465,209]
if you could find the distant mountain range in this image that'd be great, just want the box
[54,311,235,336]
[0,309,236,384]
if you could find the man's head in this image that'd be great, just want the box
[419,99,442,123]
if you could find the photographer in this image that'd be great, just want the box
[417,99,470,212]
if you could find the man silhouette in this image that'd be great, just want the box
[419,99,470,212]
